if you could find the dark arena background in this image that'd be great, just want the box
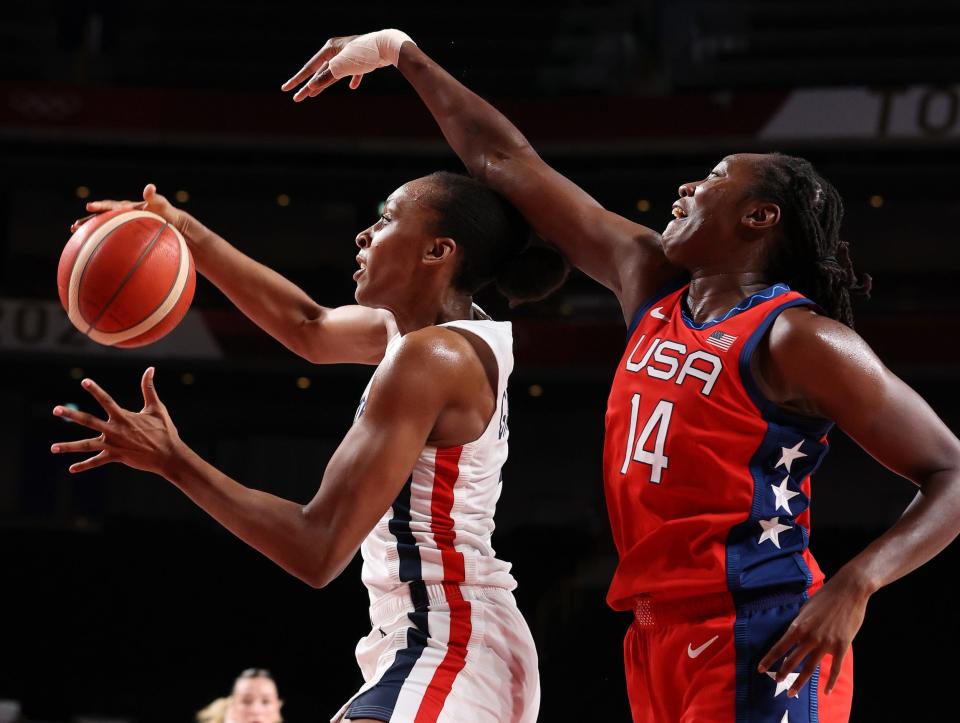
[2,2,959,721]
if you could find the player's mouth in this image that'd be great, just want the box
[670,202,688,221]
[353,254,368,281]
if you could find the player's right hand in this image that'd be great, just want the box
[70,183,189,237]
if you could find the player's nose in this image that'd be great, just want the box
[678,182,696,198]
[355,227,372,248]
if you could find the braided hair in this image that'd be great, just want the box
[750,153,871,327]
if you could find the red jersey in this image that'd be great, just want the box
[603,282,831,610]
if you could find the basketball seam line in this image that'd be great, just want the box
[84,220,170,337]
[112,230,188,336]
[75,220,133,327]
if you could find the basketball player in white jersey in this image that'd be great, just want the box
[55,171,566,722]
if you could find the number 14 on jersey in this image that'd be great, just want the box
[620,394,674,483]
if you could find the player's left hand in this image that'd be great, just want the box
[281,29,414,102]
[758,570,870,696]
[51,367,183,477]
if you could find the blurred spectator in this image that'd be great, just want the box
[196,669,282,723]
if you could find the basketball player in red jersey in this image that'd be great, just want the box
[56,172,566,722]
[284,31,960,722]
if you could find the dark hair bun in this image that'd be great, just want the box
[495,243,570,307]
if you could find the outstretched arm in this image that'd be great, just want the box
[50,343,461,587]
[757,310,960,695]
[282,33,679,324]
[73,185,395,365]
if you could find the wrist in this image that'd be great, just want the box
[177,213,214,257]
[377,29,415,66]
[836,559,882,599]
[159,436,192,483]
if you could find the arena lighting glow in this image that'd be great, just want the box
[75,186,90,199]
[69,367,84,380]
[180,372,195,385]
[528,384,544,397]
[869,194,884,208]
[277,193,291,207]
[175,190,190,203]
[296,376,311,390]
[636,199,651,212]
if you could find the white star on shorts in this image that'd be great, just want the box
[775,441,807,473]
[767,670,800,698]
[758,517,792,549]
[772,477,801,514]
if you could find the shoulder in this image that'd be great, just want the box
[767,306,878,365]
[378,326,482,388]
[759,306,887,413]
[395,325,481,363]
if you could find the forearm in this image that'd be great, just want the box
[162,441,331,586]
[837,470,960,594]
[179,214,324,360]
[394,42,669,305]
[397,43,530,180]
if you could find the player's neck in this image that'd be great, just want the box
[390,289,474,335]
[686,270,773,324]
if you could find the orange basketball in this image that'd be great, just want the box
[57,209,196,348]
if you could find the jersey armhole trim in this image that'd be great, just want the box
[440,324,504,446]
[737,297,834,436]
[625,273,689,340]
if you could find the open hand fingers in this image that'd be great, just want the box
[51,434,106,456]
[788,652,823,697]
[67,449,113,474]
[53,405,109,434]
[80,378,124,417]
[758,625,798,673]
[85,199,145,213]
[70,213,98,233]
[777,640,815,683]
[282,43,338,91]
[293,67,339,101]
[140,367,165,411]
[822,647,848,695]
[349,74,363,90]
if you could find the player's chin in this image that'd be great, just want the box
[353,275,381,307]
[659,221,696,266]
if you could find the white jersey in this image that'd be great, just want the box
[355,314,516,603]
[334,312,540,723]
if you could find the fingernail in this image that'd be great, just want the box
[53,406,63,415]
[51,445,60,453]
[81,379,91,388]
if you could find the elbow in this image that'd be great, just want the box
[299,542,344,589]
[476,144,534,188]
[304,573,331,590]
[301,560,335,589]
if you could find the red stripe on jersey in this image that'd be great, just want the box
[416,449,471,722]
[414,582,472,722]
[429,446,466,582]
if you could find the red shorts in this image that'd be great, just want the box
[624,590,854,722]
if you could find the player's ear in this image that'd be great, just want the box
[742,202,780,232]
[423,236,456,265]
